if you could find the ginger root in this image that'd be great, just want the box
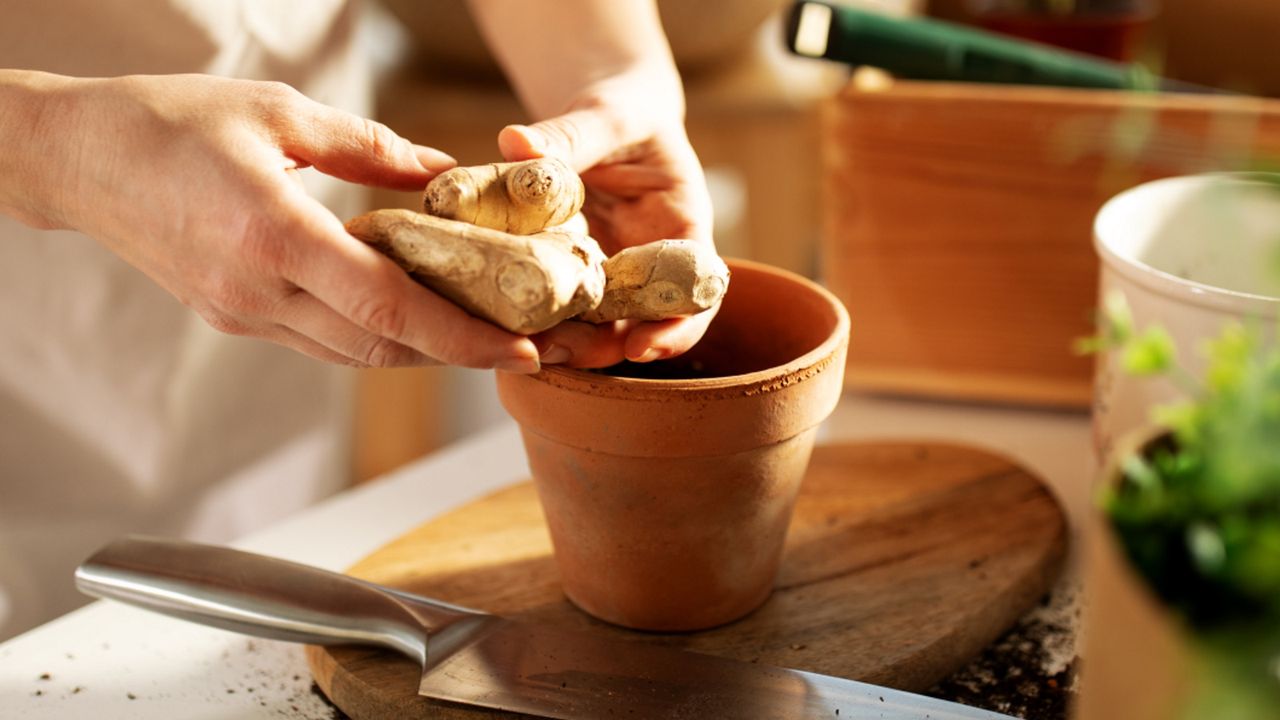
[346,209,605,335]
[423,158,584,235]
[578,240,730,323]
[351,160,730,335]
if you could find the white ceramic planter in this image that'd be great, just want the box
[1091,173,1280,462]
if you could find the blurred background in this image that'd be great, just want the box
[349,0,1280,484]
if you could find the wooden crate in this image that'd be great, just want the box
[822,79,1280,408]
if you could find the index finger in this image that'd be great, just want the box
[277,194,541,372]
[533,309,718,370]
[623,310,718,363]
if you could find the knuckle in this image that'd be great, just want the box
[599,108,632,149]
[237,220,288,275]
[247,81,308,129]
[358,118,406,162]
[327,352,370,370]
[200,309,250,337]
[541,119,579,155]
[255,80,301,107]
[348,292,408,340]
[201,271,264,317]
[356,336,413,368]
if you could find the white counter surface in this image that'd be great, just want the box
[0,393,1093,719]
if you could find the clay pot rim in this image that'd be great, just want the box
[1093,174,1280,316]
[531,258,851,400]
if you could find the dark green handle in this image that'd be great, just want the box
[786,0,1165,90]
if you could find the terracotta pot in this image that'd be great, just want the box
[496,258,849,631]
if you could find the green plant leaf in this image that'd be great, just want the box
[1122,326,1177,376]
[1202,323,1256,392]
[1188,522,1227,574]
[1073,335,1106,356]
[1102,290,1135,346]
[1100,272,1280,637]
[1152,401,1202,443]
[1122,453,1162,492]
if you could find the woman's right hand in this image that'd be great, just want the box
[0,70,542,372]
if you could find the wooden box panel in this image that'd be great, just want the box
[822,80,1280,407]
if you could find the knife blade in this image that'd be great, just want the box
[76,536,1013,720]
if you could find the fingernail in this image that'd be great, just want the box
[628,348,665,363]
[495,356,541,375]
[513,124,546,153]
[414,145,457,173]
[539,344,572,365]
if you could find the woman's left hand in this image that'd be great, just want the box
[497,95,716,368]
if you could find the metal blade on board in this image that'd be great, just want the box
[417,615,1012,720]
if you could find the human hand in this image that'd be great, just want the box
[496,88,717,368]
[6,72,541,371]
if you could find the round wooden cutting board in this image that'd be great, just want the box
[307,441,1067,719]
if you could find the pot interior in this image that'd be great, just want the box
[1095,174,1280,304]
[602,261,843,380]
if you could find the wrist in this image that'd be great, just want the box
[0,70,90,230]
[566,63,687,141]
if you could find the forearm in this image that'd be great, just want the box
[0,69,84,230]
[466,0,683,122]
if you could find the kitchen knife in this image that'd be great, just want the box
[76,536,1013,720]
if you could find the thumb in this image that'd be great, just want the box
[498,106,634,172]
[285,103,456,191]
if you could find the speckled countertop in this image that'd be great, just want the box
[930,576,1081,720]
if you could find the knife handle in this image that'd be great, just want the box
[75,535,478,666]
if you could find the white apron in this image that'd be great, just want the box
[0,0,369,640]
